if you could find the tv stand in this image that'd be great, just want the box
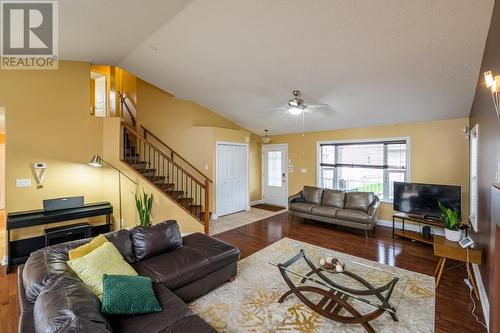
[392,212,444,245]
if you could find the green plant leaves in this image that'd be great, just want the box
[134,191,153,227]
[438,200,460,231]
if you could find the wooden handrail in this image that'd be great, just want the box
[141,125,213,183]
[118,91,136,128]
[121,122,207,188]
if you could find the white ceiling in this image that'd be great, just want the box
[59,0,193,64]
[62,1,494,135]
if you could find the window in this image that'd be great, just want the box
[266,151,282,187]
[469,125,479,231]
[318,139,409,201]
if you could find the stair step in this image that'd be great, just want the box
[178,197,193,207]
[122,129,209,226]
[165,190,184,199]
[136,168,156,176]
[196,210,212,221]
[189,204,202,211]
[157,183,175,190]
[147,176,166,184]
[128,161,148,168]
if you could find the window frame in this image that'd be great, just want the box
[316,137,411,203]
[469,124,479,231]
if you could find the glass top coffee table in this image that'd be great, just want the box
[270,247,408,333]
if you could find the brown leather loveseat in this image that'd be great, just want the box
[289,186,380,236]
[18,220,239,333]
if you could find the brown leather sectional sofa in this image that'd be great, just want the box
[18,220,240,333]
[289,186,380,235]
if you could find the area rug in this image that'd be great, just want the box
[189,238,435,332]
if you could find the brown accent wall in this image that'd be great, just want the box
[468,1,500,329]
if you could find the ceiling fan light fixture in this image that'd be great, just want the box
[289,107,303,115]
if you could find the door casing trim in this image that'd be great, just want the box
[262,143,289,208]
[214,141,250,218]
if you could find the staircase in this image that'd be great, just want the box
[120,122,211,234]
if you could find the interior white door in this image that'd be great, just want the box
[94,76,107,117]
[216,144,248,217]
[262,144,288,207]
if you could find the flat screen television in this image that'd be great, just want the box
[393,182,461,219]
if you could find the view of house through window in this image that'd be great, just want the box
[318,139,408,201]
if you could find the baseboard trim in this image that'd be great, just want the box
[1,255,7,266]
[250,200,264,206]
[377,219,445,236]
[472,263,490,331]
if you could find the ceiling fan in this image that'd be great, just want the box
[265,89,331,135]
[266,89,330,116]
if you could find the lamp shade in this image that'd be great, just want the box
[485,71,495,88]
[88,155,103,167]
[261,136,272,143]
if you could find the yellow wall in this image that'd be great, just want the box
[0,62,205,248]
[102,118,204,233]
[0,61,106,240]
[134,79,262,210]
[271,117,470,221]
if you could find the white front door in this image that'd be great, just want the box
[216,143,248,217]
[262,144,288,207]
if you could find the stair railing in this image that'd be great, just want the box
[118,91,137,128]
[121,122,209,234]
[141,125,212,186]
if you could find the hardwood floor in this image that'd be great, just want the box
[0,211,487,333]
[215,212,487,333]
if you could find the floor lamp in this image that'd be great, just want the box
[89,155,137,229]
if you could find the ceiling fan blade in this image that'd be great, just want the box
[306,103,330,109]
[264,106,289,111]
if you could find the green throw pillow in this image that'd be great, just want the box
[101,274,162,315]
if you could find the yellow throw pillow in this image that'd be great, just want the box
[68,234,109,260]
[67,242,138,299]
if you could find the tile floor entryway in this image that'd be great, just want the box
[209,206,286,235]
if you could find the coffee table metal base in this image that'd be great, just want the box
[277,250,399,333]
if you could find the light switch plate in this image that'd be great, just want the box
[300,168,307,174]
[16,178,32,188]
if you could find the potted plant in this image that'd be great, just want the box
[134,191,153,227]
[438,201,462,242]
